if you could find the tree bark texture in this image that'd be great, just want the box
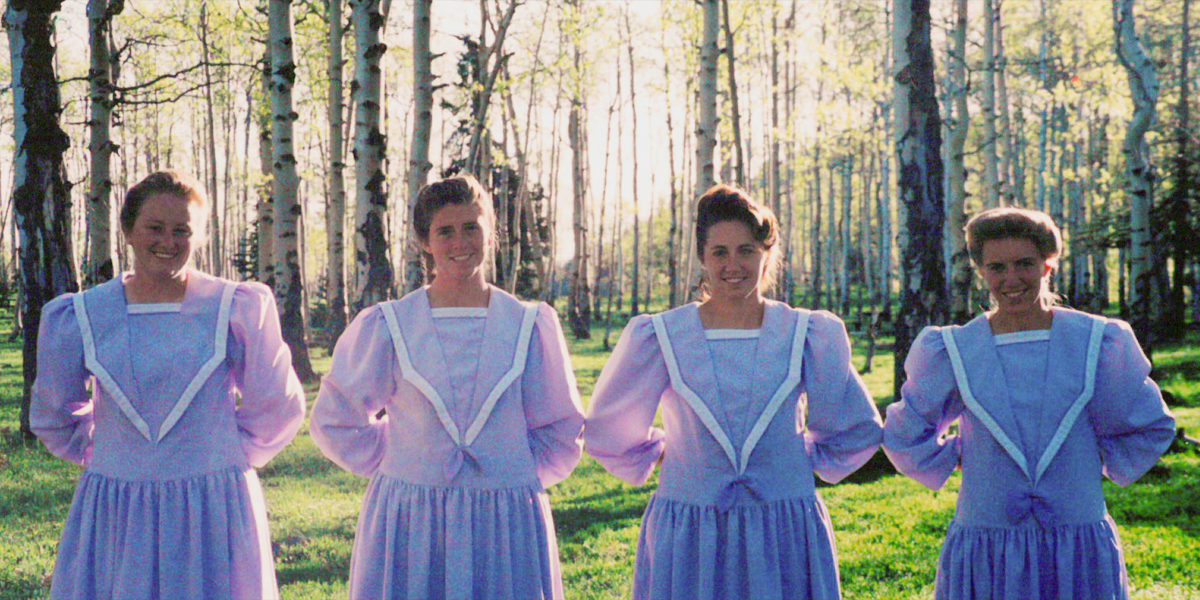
[84,0,122,288]
[946,0,972,324]
[326,0,348,349]
[404,0,433,293]
[695,0,719,199]
[269,0,316,383]
[257,46,276,288]
[1113,0,1160,354]
[7,0,80,437]
[351,0,392,312]
[567,1,591,339]
[892,0,948,400]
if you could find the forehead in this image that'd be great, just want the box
[430,201,485,225]
[980,237,1041,263]
[136,194,203,222]
[706,220,757,245]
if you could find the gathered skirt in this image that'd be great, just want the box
[348,474,562,600]
[633,493,841,600]
[935,515,1128,600]
[50,466,276,600]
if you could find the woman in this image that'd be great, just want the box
[312,173,584,600]
[584,184,883,600]
[32,170,306,599]
[883,207,1176,600]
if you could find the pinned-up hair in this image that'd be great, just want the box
[694,183,781,295]
[120,170,207,233]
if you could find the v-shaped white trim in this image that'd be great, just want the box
[652,311,810,475]
[74,294,153,442]
[942,328,1032,480]
[157,282,237,440]
[380,301,538,447]
[1032,318,1106,483]
[74,281,237,444]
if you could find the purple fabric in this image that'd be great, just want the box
[312,287,583,600]
[585,303,882,600]
[883,308,1176,600]
[31,271,306,600]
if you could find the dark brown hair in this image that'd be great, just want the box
[120,170,207,233]
[965,206,1063,309]
[412,173,496,244]
[965,207,1062,268]
[694,183,781,294]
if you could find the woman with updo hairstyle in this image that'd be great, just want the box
[312,172,584,600]
[585,183,883,599]
[32,170,306,599]
[884,206,1175,600]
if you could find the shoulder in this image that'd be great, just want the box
[231,280,275,308]
[42,292,79,319]
[1053,307,1134,346]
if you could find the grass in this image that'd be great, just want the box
[1,311,1198,600]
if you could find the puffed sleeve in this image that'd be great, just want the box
[31,294,94,466]
[882,326,965,490]
[310,305,396,477]
[521,303,585,488]
[801,311,883,483]
[228,282,306,468]
[1087,319,1175,486]
[583,315,669,485]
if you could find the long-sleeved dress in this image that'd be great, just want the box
[883,308,1176,600]
[311,286,585,600]
[31,270,306,600]
[584,302,883,600]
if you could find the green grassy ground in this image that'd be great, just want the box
[1,314,1198,600]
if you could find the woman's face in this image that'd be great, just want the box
[978,237,1052,315]
[701,220,769,301]
[125,193,205,280]
[422,202,490,283]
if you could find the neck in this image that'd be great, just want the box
[698,292,766,329]
[125,268,189,304]
[427,274,490,308]
[988,305,1053,334]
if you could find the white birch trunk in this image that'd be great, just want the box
[947,0,972,323]
[326,0,348,347]
[84,0,119,288]
[696,0,720,198]
[404,0,432,293]
[352,0,392,310]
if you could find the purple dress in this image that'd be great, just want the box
[311,287,584,600]
[584,302,883,600]
[31,270,306,600]
[883,308,1176,600]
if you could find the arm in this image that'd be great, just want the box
[882,326,965,490]
[801,311,884,483]
[30,295,95,466]
[521,303,585,488]
[1088,320,1176,486]
[583,315,669,485]
[229,283,306,468]
[310,306,395,477]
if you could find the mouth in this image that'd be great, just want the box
[721,276,747,284]
[449,253,474,264]
[151,250,179,260]
[1000,289,1029,301]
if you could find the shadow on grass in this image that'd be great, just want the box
[555,486,654,546]
[817,451,897,487]
[273,524,356,586]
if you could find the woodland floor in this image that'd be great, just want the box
[1,310,1198,600]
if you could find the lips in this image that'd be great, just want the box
[449,253,474,263]
[151,250,178,260]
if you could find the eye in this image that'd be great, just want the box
[174,228,191,237]
[1016,259,1037,270]
[464,222,480,232]
[436,227,454,237]
[148,224,163,233]
[738,246,755,255]
[712,248,727,257]
[987,264,1005,274]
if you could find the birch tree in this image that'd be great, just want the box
[696,0,719,198]
[351,0,392,310]
[404,0,433,293]
[326,0,348,347]
[946,0,972,324]
[84,0,122,288]
[7,0,79,437]
[566,0,591,338]
[1113,0,1159,353]
[893,0,947,398]
[269,0,315,382]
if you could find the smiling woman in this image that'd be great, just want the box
[29,170,306,599]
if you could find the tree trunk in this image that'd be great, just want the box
[7,0,80,437]
[257,46,275,288]
[351,0,392,311]
[84,0,121,288]
[995,0,1015,206]
[466,0,518,178]
[946,0,971,324]
[1113,0,1160,354]
[626,8,641,316]
[403,0,433,293]
[566,0,591,338]
[326,0,348,350]
[720,0,745,185]
[664,38,679,308]
[269,0,315,382]
[1166,0,1193,326]
[981,0,1001,208]
[200,1,223,277]
[893,0,948,399]
[696,0,720,198]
